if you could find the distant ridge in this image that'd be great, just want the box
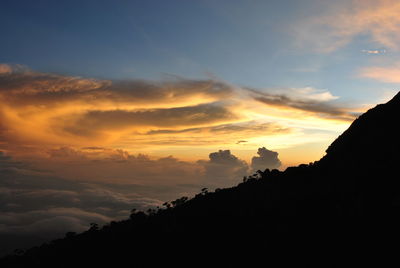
[2,92,400,267]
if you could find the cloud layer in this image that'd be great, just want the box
[0,151,160,255]
[0,64,357,159]
[0,146,281,255]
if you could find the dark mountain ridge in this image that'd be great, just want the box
[322,92,400,169]
[2,92,400,266]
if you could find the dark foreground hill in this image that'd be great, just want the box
[2,93,400,266]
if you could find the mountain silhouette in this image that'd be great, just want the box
[322,91,400,170]
[2,92,400,267]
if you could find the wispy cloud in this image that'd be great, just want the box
[361,49,386,55]
[294,0,400,52]
[247,87,357,121]
[359,65,400,83]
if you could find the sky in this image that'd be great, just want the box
[1,0,400,255]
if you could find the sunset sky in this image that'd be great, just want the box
[1,0,399,254]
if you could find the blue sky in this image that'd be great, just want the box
[1,0,398,104]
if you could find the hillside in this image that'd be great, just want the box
[2,92,400,266]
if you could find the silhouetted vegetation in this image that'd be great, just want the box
[2,92,400,267]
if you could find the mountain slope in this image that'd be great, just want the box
[2,92,400,266]
[321,92,400,170]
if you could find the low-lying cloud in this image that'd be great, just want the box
[0,146,281,255]
[0,151,164,255]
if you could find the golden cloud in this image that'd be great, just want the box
[128,122,292,148]
[0,64,360,159]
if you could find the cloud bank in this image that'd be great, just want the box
[0,151,163,255]
[0,146,281,255]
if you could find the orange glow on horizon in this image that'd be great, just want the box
[0,66,363,168]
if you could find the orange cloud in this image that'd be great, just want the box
[0,66,236,148]
[0,64,360,161]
